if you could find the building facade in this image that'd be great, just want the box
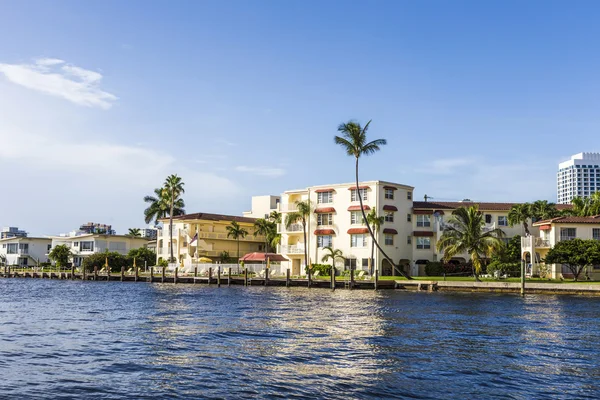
[157,213,266,265]
[243,195,281,219]
[49,234,149,267]
[78,222,116,235]
[1,227,28,239]
[277,181,414,276]
[557,152,600,204]
[0,237,51,267]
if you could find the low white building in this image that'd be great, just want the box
[49,234,149,267]
[0,237,52,267]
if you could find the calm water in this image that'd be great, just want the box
[1,280,599,399]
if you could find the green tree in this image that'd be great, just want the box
[253,218,276,253]
[366,208,384,274]
[226,221,249,262]
[544,238,600,281]
[48,244,72,269]
[321,246,345,274]
[128,228,142,237]
[219,251,231,264]
[128,247,157,267]
[284,200,312,274]
[143,187,185,224]
[82,251,129,273]
[269,211,282,224]
[164,174,185,263]
[508,203,532,236]
[334,119,409,278]
[436,205,505,281]
[566,195,600,217]
[530,200,559,221]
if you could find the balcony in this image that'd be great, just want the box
[279,204,298,212]
[279,223,303,234]
[279,244,305,254]
[521,236,551,249]
[534,237,551,248]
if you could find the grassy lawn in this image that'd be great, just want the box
[378,276,600,284]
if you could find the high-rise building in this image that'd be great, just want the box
[0,227,28,239]
[557,152,600,204]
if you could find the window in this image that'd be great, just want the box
[407,214,412,222]
[416,237,431,249]
[485,214,492,224]
[350,189,368,202]
[80,241,94,252]
[317,191,333,204]
[593,229,600,241]
[47,244,52,251]
[6,243,18,254]
[350,234,367,247]
[317,235,333,248]
[560,228,576,241]
[384,188,394,200]
[416,215,431,227]
[18,243,28,254]
[498,216,508,226]
[350,211,364,225]
[344,258,358,270]
[317,213,333,226]
[73,242,79,247]
[407,192,412,200]
[362,258,369,269]
[385,234,394,245]
[384,212,394,222]
[407,236,412,245]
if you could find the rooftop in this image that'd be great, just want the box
[533,215,600,225]
[413,201,573,212]
[164,212,258,224]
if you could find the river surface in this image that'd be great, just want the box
[1,279,599,399]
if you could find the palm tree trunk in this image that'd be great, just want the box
[355,157,411,279]
[237,238,240,264]
[370,224,375,275]
[302,220,309,283]
[169,192,174,263]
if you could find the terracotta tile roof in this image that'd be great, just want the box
[347,227,369,234]
[413,201,572,212]
[314,207,336,213]
[348,205,371,211]
[314,229,335,235]
[383,205,398,211]
[413,231,434,237]
[533,215,600,225]
[169,213,258,224]
[383,228,398,234]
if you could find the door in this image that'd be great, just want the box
[292,259,301,276]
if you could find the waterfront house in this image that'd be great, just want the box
[0,236,52,267]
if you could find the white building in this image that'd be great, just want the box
[243,195,281,219]
[557,152,600,204]
[1,227,28,239]
[138,228,158,240]
[0,237,51,267]
[277,181,414,276]
[49,234,149,267]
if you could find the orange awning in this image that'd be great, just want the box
[314,207,336,213]
[314,229,335,235]
[347,228,369,234]
[383,205,398,211]
[315,188,335,193]
[348,205,371,211]
[539,225,552,231]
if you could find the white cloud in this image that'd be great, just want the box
[0,58,117,109]
[235,165,286,177]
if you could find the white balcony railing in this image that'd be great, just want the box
[280,223,303,233]
[535,237,551,248]
[279,204,298,212]
[279,244,305,254]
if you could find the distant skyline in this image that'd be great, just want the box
[1,1,599,235]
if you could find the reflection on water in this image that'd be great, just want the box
[1,279,600,399]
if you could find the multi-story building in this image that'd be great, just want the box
[48,234,149,267]
[138,228,158,240]
[0,236,51,267]
[1,227,28,239]
[157,213,266,265]
[522,216,600,279]
[243,195,281,219]
[79,222,116,235]
[557,152,600,204]
[277,181,414,276]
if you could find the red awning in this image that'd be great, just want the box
[539,225,552,231]
[348,205,371,211]
[383,228,398,234]
[314,229,335,235]
[314,207,336,213]
[383,205,398,211]
[347,228,369,234]
[382,186,398,190]
[413,210,433,215]
[413,231,434,237]
[348,186,370,190]
[239,252,288,262]
[315,188,335,193]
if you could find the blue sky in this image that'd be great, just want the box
[1,0,599,235]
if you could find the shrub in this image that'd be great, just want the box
[305,263,332,275]
[425,262,444,276]
[487,261,521,278]
[82,252,130,273]
[425,262,473,276]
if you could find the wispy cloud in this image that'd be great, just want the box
[235,165,286,177]
[0,58,117,109]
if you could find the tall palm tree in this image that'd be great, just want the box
[590,192,600,215]
[334,120,410,278]
[366,208,384,275]
[508,203,531,236]
[570,196,592,217]
[530,200,559,221]
[128,228,142,237]
[164,174,185,263]
[436,205,505,281]
[321,246,345,287]
[253,218,274,253]
[269,211,282,224]
[144,187,185,224]
[284,200,312,276]
[226,221,249,263]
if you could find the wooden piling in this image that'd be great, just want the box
[82,266,86,281]
[194,266,198,278]
[350,268,355,290]
[208,267,213,285]
[228,267,231,287]
[71,265,75,280]
[217,266,221,287]
[331,267,336,290]
[286,268,290,288]
[135,266,139,282]
[150,266,154,282]
[307,269,311,288]
[265,267,269,286]
[94,266,98,281]
[162,266,166,283]
[121,266,125,281]
[374,269,378,291]
[244,268,248,286]
[174,267,178,284]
